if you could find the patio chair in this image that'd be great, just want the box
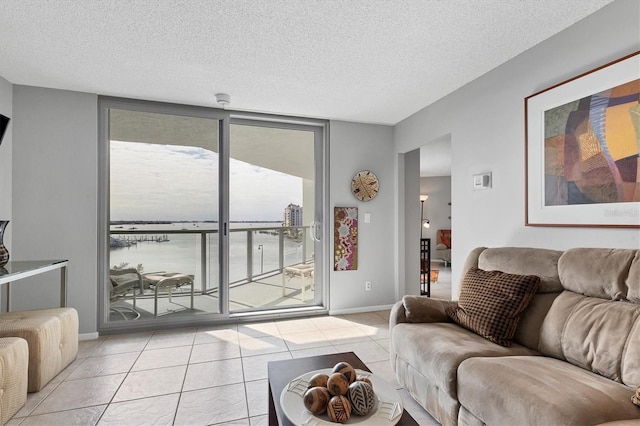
[109,268,144,320]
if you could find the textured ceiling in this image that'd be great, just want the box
[0,0,614,125]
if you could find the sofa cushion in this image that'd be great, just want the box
[559,248,637,301]
[539,291,640,386]
[624,318,640,387]
[446,268,540,346]
[457,356,640,425]
[477,247,563,293]
[391,322,539,399]
[626,250,640,304]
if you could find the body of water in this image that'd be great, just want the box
[110,222,310,290]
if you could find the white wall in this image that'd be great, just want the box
[12,86,98,334]
[329,121,396,312]
[395,0,640,298]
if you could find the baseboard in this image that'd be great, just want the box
[79,332,99,341]
[328,303,395,316]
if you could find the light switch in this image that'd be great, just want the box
[364,213,371,223]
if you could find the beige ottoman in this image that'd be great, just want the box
[0,308,78,392]
[0,337,28,425]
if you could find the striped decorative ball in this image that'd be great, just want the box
[331,361,357,384]
[348,381,375,416]
[327,395,352,423]
[303,386,330,415]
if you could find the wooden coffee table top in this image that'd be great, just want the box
[267,351,417,426]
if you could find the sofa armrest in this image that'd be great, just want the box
[389,300,408,331]
[401,296,456,323]
[389,297,456,330]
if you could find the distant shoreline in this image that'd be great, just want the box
[110,220,282,225]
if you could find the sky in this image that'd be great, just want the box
[110,141,303,222]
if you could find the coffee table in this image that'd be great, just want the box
[268,351,417,426]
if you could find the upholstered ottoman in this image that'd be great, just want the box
[0,337,28,425]
[0,308,78,392]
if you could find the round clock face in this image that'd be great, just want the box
[351,170,379,201]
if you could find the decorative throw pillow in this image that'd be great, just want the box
[632,386,640,407]
[445,267,540,347]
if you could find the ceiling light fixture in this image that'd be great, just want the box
[215,93,231,108]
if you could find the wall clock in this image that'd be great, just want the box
[351,170,379,201]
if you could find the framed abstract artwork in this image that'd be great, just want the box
[525,51,640,228]
[334,207,358,270]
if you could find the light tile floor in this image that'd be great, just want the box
[8,311,439,426]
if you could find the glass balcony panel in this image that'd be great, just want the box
[229,230,248,284]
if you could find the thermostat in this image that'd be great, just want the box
[473,172,492,189]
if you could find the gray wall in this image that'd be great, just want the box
[12,86,98,334]
[0,76,13,310]
[0,76,12,244]
[395,0,640,298]
[402,149,420,297]
[329,121,396,312]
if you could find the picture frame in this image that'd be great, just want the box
[525,51,640,228]
[334,207,358,270]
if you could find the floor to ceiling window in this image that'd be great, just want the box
[98,99,327,331]
[228,121,321,312]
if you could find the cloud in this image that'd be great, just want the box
[110,141,303,222]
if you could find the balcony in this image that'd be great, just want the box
[108,224,315,320]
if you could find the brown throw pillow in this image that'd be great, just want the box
[632,386,640,407]
[446,267,540,347]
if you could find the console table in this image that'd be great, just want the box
[0,260,68,312]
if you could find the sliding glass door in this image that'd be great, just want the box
[105,106,222,322]
[99,99,326,330]
[228,120,323,312]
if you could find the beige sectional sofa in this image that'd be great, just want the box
[390,247,640,425]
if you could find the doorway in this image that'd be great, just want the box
[419,134,452,300]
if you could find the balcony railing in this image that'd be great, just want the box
[109,225,312,295]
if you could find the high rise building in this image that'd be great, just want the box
[284,203,303,227]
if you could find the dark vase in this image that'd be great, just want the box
[0,220,9,267]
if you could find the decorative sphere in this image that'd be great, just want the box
[303,386,330,415]
[356,375,372,388]
[331,362,357,384]
[327,395,352,423]
[348,381,375,416]
[308,373,329,389]
[327,373,349,396]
